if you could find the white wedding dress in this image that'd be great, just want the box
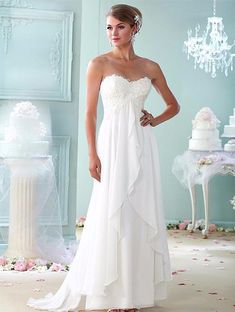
[27,74,172,311]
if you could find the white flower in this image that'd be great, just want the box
[4,263,14,271]
[12,101,39,119]
[133,14,142,32]
[193,107,220,129]
[36,265,48,273]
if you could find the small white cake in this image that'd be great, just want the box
[0,101,49,157]
[223,108,235,151]
[223,108,235,137]
[189,107,222,151]
[224,139,235,152]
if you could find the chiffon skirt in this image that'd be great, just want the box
[27,111,172,311]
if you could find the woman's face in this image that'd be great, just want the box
[106,15,134,47]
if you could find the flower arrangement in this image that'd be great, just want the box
[196,154,224,168]
[76,216,86,228]
[192,107,220,129]
[11,101,39,119]
[167,219,235,233]
[0,257,69,272]
[197,157,213,167]
[230,196,235,210]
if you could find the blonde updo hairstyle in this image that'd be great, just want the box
[106,4,143,34]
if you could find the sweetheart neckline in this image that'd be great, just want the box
[101,74,151,85]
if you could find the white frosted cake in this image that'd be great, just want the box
[223,108,235,137]
[189,107,222,151]
[0,101,49,157]
[224,139,235,152]
[223,108,235,151]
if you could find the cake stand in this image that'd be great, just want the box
[173,150,235,238]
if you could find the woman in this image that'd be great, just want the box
[28,4,180,312]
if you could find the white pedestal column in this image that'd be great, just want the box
[4,159,43,259]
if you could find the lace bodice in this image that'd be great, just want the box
[100,74,152,115]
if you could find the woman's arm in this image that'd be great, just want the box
[85,58,103,181]
[140,62,180,127]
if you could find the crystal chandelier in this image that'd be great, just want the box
[184,0,235,78]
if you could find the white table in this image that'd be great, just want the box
[172,150,235,238]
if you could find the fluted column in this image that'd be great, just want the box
[4,159,43,259]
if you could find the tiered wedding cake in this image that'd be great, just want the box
[222,108,235,151]
[0,101,49,157]
[189,107,222,151]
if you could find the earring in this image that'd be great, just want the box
[131,33,135,44]
[109,40,113,47]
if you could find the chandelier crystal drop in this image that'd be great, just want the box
[183,0,235,78]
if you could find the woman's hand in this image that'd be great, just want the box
[140,109,156,127]
[89,154,102,182]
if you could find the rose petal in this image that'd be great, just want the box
[3,283,13,287]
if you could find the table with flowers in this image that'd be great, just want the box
[172,150,235,238]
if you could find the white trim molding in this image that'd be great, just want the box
[0,8,73,101]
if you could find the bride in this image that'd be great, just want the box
[28,4,180,312]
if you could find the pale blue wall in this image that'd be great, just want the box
[77,0,235,227]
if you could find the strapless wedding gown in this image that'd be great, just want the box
[27,74,171,311]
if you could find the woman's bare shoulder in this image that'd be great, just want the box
[139,57,160,71]
[137,57,163,80]
[88,54,111,67]
[87,54,112,76]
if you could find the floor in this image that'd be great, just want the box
[0,230,235,312]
